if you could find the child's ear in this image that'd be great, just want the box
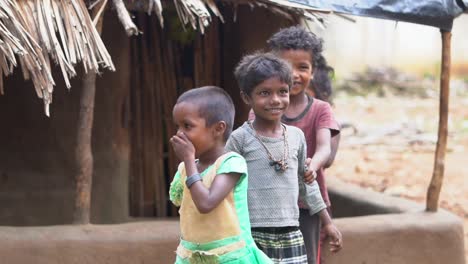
[240,92,251,106]
[213,121,227,137]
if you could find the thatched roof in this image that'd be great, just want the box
[122,0,332,35]
[0,0,330,115]
[0,0,115,115]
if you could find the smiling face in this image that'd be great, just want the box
[172,101,216,158]
[242,76,290,125]
[278,49,313,97]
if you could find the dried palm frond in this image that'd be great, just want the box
[122,0,330,34]
[227,0,332,25]
[0,0,114,116]
[148,0,163,26]
[113,0,140,35]
[122,0,164,27]
[165,0,225,33]
[173,0,213,34]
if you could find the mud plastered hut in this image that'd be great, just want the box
[0,0,116,225]
[0,1,466,263]
[0,0,329,225]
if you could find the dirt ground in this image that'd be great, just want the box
[327,94,468,259]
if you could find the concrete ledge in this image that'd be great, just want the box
[323,210,465,264]
[323,178,466,264]
[0,220,180,264]
[327,177,423,217]
[0,179,464,264]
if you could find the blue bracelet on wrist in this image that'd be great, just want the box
[185,173,202,188]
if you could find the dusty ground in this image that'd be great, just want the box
[328,93,468,259]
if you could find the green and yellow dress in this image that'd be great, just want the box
[169,152,272,264]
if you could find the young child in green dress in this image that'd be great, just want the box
[169,86,272,264]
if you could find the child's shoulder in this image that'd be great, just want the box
[216,151,248,175]
[284,123,304,135]
[299,98,334,122]
[284,123,306,141]
[230,122,251,137]
[312,97,332,110]
[222,151,244,160]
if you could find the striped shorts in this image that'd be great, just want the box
[251,226,307,264]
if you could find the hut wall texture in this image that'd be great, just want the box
[0,5,294,225]
[222,5,294,127]
[0,11,130,225]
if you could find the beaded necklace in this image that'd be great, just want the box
[248,121,289,172]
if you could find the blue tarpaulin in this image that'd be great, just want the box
[290,0,467,30]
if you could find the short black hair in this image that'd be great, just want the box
[234,52,292,96]
[267,25,323,69]
[176,86,235,141]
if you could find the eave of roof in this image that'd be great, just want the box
[0,0,115,115]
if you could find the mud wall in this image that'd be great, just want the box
[323,178,465,264]
[0,180,464,264]
[0,220,179,264]
[0,12,131,225]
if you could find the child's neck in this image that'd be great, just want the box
[251,119,283,138]
[285,92,309,118]
[197,144,226,171]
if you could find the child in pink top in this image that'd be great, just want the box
[268,26,342,264]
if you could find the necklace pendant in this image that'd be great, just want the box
[274,162,282,172]
[272,160,287,172]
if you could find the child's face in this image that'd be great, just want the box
[243,77,289,123]
[278,49,313,97]
[172,102,217,158]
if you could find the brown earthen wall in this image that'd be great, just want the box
[0,12,130,225]
[0,181,464,264]
[0,6,294,225]
[322,178,466,264]
[221,5,294,127]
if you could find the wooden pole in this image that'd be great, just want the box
[73,3,106,224]
[426,30,451,212]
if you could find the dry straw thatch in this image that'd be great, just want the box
[0,0,115,115]
[124,0,332,34]
[0,0,330,115]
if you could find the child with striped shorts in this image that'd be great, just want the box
[226,52,328,264]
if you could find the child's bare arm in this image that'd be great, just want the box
[170,131,240,214]
[324,132,340,169]
[319,209,343,253]
[309,128,331,172]
[298,134,326,213]
[186,172,240,213]
[183,156,241,214]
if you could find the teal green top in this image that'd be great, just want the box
[169,152,272,264]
